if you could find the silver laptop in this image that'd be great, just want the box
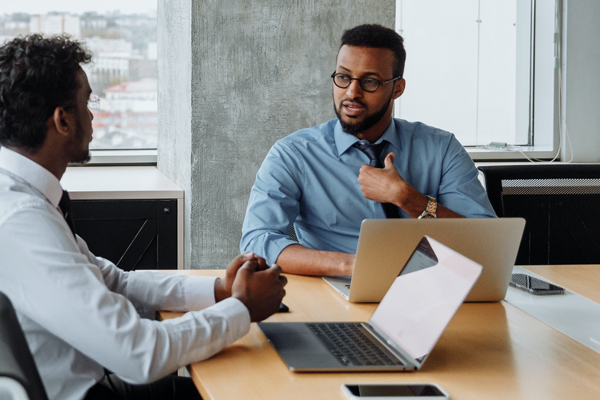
[259,236,482,372]
[323,218,525,302]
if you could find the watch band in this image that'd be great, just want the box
[418,195,437,219]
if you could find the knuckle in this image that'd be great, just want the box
[238,265,250,276]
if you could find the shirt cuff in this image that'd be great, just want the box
[206,297,251,341]
[264,236,299,266]
[183,276,219,310]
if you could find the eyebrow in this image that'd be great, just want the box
[336,66,382,78]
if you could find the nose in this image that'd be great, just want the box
[345,79,363,100]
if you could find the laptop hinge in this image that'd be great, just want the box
[361,322,420,370]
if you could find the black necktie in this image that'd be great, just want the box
[58,190,76,237]
[354,141,401,219]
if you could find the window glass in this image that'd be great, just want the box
[396,0,541,147]
[0,0,157,150]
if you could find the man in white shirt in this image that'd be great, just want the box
[0,34,287,400]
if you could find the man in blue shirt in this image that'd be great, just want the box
[240,24,496,276]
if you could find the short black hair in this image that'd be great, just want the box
[340,24,406,79]
[0,34,92,150]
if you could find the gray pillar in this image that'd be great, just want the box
[158,0,394,269]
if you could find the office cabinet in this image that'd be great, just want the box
[72,199,178,271]
[62,166,184,271]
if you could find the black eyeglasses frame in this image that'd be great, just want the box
[330,72,402,93]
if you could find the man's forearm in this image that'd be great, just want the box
[276,244,355,276]
[394,182,465,219]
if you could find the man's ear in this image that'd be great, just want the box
[50,106,71,137]
[393,78,406,100]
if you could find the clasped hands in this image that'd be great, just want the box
[214,252,287,322]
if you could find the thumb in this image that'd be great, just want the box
[384,152,396,169]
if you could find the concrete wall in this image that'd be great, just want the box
[158,1,395,268]
[562,0,600,162]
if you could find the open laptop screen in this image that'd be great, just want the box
[369,237,482,361]
[398,236,438,276]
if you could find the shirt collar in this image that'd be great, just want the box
[334,119,401,156]
[0,147,63,207]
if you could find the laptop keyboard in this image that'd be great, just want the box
[306,323,405,367]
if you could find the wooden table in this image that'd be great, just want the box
[159,266,600,399]
[525,265,600,304]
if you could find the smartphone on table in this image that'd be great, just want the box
[509,273,565,295]
[341,383,449,399]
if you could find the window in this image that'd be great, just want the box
[0,0,158,156]
[396,0,559,160]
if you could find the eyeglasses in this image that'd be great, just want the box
[87,95,100,110]
[331,72,401,93]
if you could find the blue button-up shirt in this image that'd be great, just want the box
[241,118,496,265]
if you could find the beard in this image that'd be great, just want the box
[72,153,91,165]
[69,115,91,164]
[334,90,394,136]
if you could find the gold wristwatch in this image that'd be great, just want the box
[418,195,437,219]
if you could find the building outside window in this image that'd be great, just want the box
[0,0,158,151]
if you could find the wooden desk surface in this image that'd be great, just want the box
[524,265,600,304]
[160,266,600,400]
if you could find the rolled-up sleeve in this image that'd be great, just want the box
[240,142,304,265]
[438,136,497,218]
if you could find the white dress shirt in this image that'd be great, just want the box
[0,147,251,400]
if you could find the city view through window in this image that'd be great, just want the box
[0,1,158,150]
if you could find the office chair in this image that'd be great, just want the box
[0,292,49,400]
[478,164,600,265]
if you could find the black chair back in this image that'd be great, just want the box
[0,292,49,400]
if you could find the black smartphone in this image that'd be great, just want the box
[341,383,448,399]
[509,273,565,295]
[277,302,289,312]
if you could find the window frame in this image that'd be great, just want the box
[82,149,157,166]
[82,1,562,165]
